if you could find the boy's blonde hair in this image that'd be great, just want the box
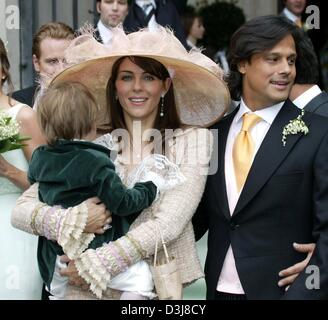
[37,82,98,145]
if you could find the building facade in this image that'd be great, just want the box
[0,0,278,93]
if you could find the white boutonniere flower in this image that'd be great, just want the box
[282,109,309,146]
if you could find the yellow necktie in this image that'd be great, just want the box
[295,18,302,28]
[233,113,262,192]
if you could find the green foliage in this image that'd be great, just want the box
[200,0,246,51]
[0,133,30,153]
[0,112,30,153]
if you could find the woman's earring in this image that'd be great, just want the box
[160,94,165,117]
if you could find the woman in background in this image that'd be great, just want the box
[182,8,205,50]
[0,38,44,299]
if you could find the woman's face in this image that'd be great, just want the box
[190,17,205,40]
[115,58,171,122]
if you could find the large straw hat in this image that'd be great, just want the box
[52,26,230,130]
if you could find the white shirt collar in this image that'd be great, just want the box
[236,98,285,125]
[97,19,113,45]
[136,0,157,9]
[292,85,322,109]
[283,7,299,23]
[186,39,196,49]
[136,0,158,31]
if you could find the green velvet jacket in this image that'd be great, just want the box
[28,140,157,289]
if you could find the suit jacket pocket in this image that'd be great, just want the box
[268,172,304,185]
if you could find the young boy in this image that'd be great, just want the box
[29,81,177,299]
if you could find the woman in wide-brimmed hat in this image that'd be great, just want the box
[12,26,230,299]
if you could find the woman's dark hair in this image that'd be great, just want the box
[181,6,202,38]
[106,56,182,146]
[0,38,14,98]
[226,15,302,100]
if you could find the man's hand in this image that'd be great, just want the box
[83,197,112,234]
[278,242,316,290]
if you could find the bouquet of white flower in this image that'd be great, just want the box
[0,111,30,153]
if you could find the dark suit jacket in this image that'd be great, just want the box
[123,0,188,48]
[193,100,328,299]
[171,0,187,15]
[12,85,37,107]
[304,91,328,117]
[94,28,103,44]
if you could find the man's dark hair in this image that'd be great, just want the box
[295,32,319,85]
[226,15,302,100]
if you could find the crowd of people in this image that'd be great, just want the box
[1,0,328,300]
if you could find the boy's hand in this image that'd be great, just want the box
[83,197,112,234]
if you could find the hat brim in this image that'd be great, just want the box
[52,53,230,130]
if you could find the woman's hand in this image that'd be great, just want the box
[0,155,30,189]
[59,256,89,290]
[83,197,112,234]
[0,155,11,177]
[278,242,316,289]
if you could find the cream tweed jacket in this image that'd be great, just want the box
[12,127,213,299]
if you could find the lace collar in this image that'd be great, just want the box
[93,132,186,189]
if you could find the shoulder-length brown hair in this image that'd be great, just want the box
[0,38,14,99]
[106,56,182,135]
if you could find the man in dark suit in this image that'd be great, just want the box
[123,0,188,48]
[13,22,74,108]
[280,0,306,27]
[193,15,328,300]
[171,0,188,16]
[94,0,130,44]
[289,32,328,117]
[12,85,38,108]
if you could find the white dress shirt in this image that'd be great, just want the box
[217,99,284,294]
[186,39,197,50]
[97,19,113,45]
[292,85,322,110]
[136,0,158,31]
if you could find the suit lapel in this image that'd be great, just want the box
[94,28,103,44]
[129,4,148,28]
[214,108,238,221]
[233,100,310,216]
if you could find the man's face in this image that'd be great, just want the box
[239,34,297,110]
[33,37,71,81]
[97,0,129,28]
[285,0,307,16]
